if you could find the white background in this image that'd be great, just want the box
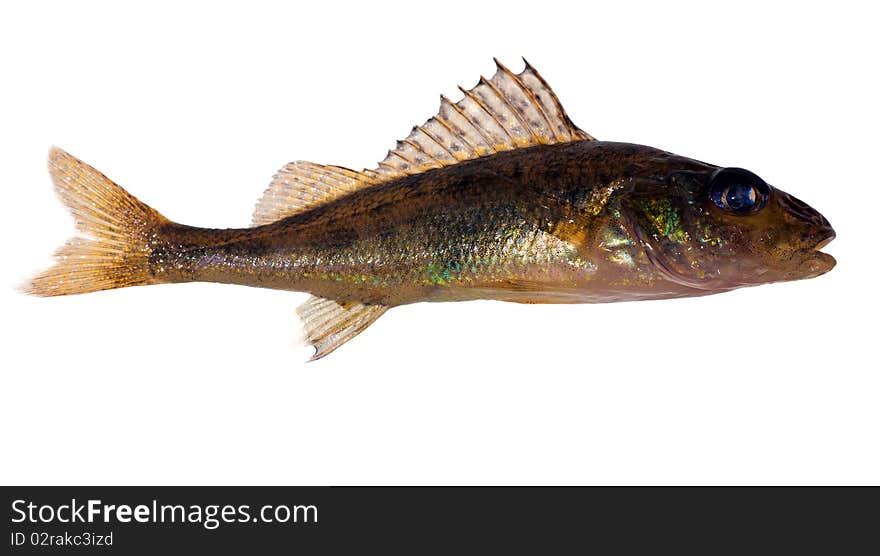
[1,1,877,485]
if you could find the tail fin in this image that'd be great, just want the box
[25,147,169,296]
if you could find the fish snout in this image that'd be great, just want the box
[774,190,835,277]
[778,190,831,230]
[777,190,835,247]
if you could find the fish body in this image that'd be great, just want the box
[27,60,835,359]
[158,142,711,305]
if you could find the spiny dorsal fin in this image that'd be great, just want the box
[253,59,591,225]
[252,162,378,226]
[297,296,389,361]
[368,58,594,181]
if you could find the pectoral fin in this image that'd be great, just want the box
[297,296,389,361]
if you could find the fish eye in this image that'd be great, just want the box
[708,167,769,214]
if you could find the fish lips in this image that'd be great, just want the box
[777,189,837,275]
[803,229,837,277]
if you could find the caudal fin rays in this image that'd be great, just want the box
[25,148,169,296]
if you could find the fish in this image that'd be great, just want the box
[26,58,836,360]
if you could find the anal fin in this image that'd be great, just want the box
[297,296,389,361]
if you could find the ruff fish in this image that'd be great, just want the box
[27,59,836,359]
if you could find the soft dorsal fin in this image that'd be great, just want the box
[297,295,389,361]
[252,162,378,226]
[367,58,594,181]
[253,59,592,225]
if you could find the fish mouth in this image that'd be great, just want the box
[814,231,835,252]
[802,229,836,277]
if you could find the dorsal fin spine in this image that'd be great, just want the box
[430,113,475,160]
[438,96,487,154]
[377,160,400,173]
[403,139,443,167]
[462,83,516,145]
[523,60,594,141]
[493,57,560,142]
[389,147,416,165]
[480,73,539,144]
[417,124,459,161]
[450,90,499,153]
[401,138,441,166]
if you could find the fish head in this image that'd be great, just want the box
[624,164,835,290]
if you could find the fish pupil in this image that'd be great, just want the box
[724,183,757,211]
